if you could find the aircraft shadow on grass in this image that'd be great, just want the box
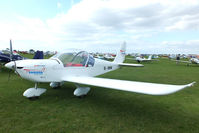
[43,83,195,130]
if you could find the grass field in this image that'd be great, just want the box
[0,57,199,133]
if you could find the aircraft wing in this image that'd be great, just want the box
[179,60,190,63]
[152,59,159,61]
[126,58,135,60]
[141,59,152,62]
[141,59,159,62]
[126,58,139,61]
[171,59,190,63]
[63,76,195,95]
[118,63,144,67]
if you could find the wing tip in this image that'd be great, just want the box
[187,81,196,87]
[154,81,196,96]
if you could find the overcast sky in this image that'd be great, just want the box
[0,0,199,54]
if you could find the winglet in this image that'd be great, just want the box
[187,82,196,87]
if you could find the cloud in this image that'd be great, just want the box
[0,0,199,53]
[49,0,199,35]
[57,2,62,8]
[71,0,74,6]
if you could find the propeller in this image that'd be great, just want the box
[8,39,17,81]
[9,39,13,62]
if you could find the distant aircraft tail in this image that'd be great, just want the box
[33,51,44,59]
[113,42,126,63]
[148,55,152,60]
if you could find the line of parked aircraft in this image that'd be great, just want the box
[2,40,195,99]
[173,58,199,66]
[0,40,44,65]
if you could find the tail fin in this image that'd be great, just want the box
[33,51,44,59]
[113,42,126,63]
[148,55,152,60]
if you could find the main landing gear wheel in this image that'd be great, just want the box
[50,82,64,89]
[74,84,90,98]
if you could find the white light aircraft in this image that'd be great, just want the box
[128,55,158,63]
[173,58,199,66]
[104,53,115,60]
[5,42,195,99]
[136,55,153,63]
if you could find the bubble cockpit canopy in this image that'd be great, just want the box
[51,49,95,67]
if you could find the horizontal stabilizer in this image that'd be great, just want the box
[126,58,136,60]
[63,76,195,95]
[118,63,144,67]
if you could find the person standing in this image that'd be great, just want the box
[176,54,180,64]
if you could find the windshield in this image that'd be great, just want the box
[52,51,89,67]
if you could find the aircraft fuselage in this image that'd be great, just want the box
[6,58,119,83]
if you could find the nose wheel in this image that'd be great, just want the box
[23,83,46,99]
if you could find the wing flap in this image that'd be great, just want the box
[63,76,195,95]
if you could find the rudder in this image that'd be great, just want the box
[113,42,126,63]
